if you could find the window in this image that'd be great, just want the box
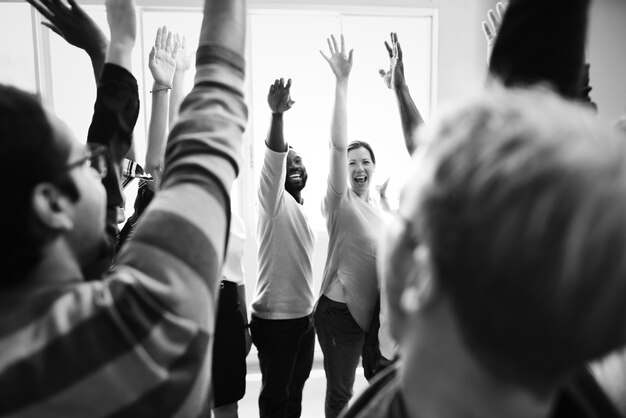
[0,2,437,291]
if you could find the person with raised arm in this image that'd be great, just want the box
[116,25,178,251]
[315,34,384,418]
[250,77,316,418]
[25,0,142,275]
[0,0,246,415]
[361,31,428,380]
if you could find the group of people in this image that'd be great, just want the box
[1,0,626,417]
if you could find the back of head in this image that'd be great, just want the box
[0,84,71,283]
[415,86,626,385]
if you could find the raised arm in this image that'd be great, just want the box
[116,0,247,321]
[82,0,138,278]
[145,26,177,189]
[169,33,192,123]
[321,34,353,196]
[26,0,109,82]
[379,32,423,155]
[266,78,294,153]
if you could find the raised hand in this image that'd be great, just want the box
[149,26,178,87]
[482,2,507,61]
[26,0,108,80]
[267,78,295,115]
[26,0,108,54]
[379,32,406,90]
[174,33,192,73]
[320,34,354,81]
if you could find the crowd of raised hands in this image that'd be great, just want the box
[3,0,626,417]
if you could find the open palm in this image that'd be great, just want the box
[149,26,177,86]
[320,34,354,80]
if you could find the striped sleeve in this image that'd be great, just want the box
[116,44,247,327]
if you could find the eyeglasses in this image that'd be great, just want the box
[66,143,108,179]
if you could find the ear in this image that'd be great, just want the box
[400,245,438,315]
[31,183,75,231]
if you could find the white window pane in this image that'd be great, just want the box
[249,12,340,232]
[0,3,36,92]
[342,14,434,209]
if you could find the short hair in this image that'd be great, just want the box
[414,86,626,385]
[0,84,74,282]
[348,140,376,164]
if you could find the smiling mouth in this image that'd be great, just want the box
[289,173,302,181]
[354,175,367,184]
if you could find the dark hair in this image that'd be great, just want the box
[416,87,626,387]
[347,140,376,164]
[0,84,75,281]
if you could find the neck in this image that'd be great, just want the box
[399,305,555,418]
[287,189,303,204]
[25,238,84,288]
[353,187,370,201]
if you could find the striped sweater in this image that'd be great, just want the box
[0,45,246,418]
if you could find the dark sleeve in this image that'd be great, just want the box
[84,63,140,279]
[488,0,591,100]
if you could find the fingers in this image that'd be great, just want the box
[165,30,173,54]
[487,9,500,32]
[26,0,54,21]
[155,26,162,48]
[149,45,156,60]
[41,21,63,37]
[319,50,330,62]
[340,34,345,54]
[384,41,393,58]
[331,34,339,54]
[482,21,493,40]
[171,38,179,59]
[496,1,507,19]
[327,37,335,55]
[379,69,386,78]
[396,41,403,60]
[285,78,292,90]
[348,49,354,64]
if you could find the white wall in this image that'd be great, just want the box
[588,0,626,125]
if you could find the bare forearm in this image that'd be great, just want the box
[87,41,109,82]
[330,79,349,152]
[265,113,287,153]
[394,85,423,155]
[106,45,132,73]
[145,83,170,186]
[328,79,349,193]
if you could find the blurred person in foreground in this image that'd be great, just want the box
[0,0,247,415]
[341,85,626,418]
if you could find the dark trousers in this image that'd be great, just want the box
[250,314,315,418]
[314,295,365,418]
